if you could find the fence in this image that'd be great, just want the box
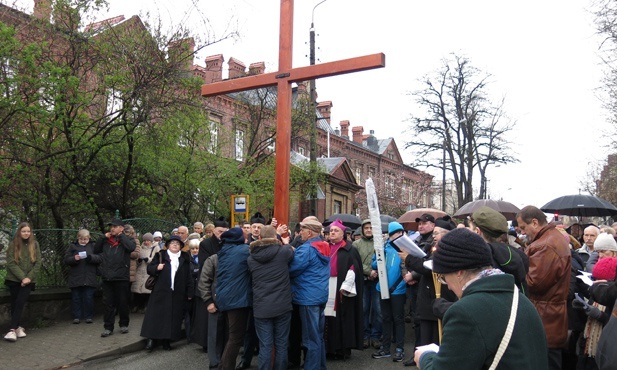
[0,218,180,289]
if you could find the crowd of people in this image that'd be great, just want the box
[2,207,617,370]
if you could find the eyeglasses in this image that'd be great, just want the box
[436,274,447,285]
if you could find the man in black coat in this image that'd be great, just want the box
[94,218,136,337]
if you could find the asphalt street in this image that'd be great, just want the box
[71,342,420,370]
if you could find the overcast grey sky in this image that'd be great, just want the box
[12,0,613,209]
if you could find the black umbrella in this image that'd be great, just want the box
[540,194,617,217]
[453,199,521,221]
[323,213,362,230]
[380,215,398,232]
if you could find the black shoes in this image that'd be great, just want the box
[236,362,250,370]
[145,339,154,352]
[403,357,417,367]
[162,340,171,351]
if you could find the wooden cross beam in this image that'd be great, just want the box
[202,0,385,225]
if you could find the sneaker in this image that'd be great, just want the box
[85,319,93,324]
[392,349,404,362]
[120,326,129,334]
[101,329,113,337]
[72,319,80,324]
[4,330,17,342]
[15,327,26,338]
[371,349,391,359]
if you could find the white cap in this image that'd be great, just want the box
[153,231,163,239]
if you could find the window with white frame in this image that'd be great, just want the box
[235,129,244,161]
[106,88,122,121]
[298,146,305,156]
[267,137,275,152]
[206,120,219,154]
[1,57,16,99]
[333,200,342,214]
[355,166,362,184]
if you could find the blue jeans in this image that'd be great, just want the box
[363,279,382,340]
[298,305,326,370]
[254,312,292,370]
[71,286,96,320]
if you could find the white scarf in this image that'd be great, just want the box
[168,250,181,290]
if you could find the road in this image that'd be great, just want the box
[71,340,420,370]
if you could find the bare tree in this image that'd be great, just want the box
[406,54,518,209]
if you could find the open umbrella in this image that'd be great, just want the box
[540,194,617,217]
[453,199,521,221]
[323,213,362,230]
[398,208,447,225]
[380,215,398,232]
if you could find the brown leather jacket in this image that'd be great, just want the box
[526,223,571,348]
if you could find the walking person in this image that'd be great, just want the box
[64,229,101,324]
[141,235,194,351]
[94,218,136,337]
[248,225,295,370]
[3,222,42,342]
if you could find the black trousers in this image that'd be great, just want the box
[102,280,130,331]
[7,281,33,329]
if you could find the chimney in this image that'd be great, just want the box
[205,54,224,84]
[296,81,308,95]
[340,120,350,138]
[248,62,265,75]
[317,101,332,124]
[369,129,375,135]
[352,126,364,144]
[228,57,246,79]
[168,37,195,72]
[33,0,52,22]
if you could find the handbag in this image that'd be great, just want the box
[488,284,519,370]
[144,251,163,290]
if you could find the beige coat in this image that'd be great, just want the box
[131,242,161,294]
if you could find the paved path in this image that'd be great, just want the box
[0,314,146,370]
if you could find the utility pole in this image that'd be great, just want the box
[308,0,327,216]
[441,140,446,212]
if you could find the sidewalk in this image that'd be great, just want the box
[0,313,146,370]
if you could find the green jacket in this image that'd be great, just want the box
[352,236,374,277]
[420,274,548,370]
[5,240,42,283]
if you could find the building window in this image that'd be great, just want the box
[206,120,218,153]
[333,200,342,214]
[368,166,376,179]
[299,146,305,156]
[1,57,16,99]
[235,129,244,161]
[106,88,122,120]
[267,137,275,153]
[355,166,362,184]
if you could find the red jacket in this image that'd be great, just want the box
[526,223,571,348]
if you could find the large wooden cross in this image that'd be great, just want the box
[202,0,385,225]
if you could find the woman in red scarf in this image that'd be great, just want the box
[324,219,364,359]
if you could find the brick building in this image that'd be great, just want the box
[195,52,434,221]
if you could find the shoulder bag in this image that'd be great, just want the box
[489,284,519,370]
[144,251,163,290]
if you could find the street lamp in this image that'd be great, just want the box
[308,0,327,215]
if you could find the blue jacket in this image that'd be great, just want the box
[215,242,252,311]
[289,236,330,305]
[372,240,406,296]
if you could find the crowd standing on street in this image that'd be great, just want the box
[5,207,617,370]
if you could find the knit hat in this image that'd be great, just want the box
[432,228,492,274]
[592,257,617,280]
[388,221,404,236]
[213,217,229,229]
[250,212,266,225]
[415,213,436,223]
[142,233,154,242]
[594,233,617,252]
[329,219,345,232]
[472,206,508,238]
[153,231,163,239]
[221,227,246,245]
[300,218,323,233]
[165,235,184,248]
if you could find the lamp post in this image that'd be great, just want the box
[441,140,446,212]
[308,0,327,216]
